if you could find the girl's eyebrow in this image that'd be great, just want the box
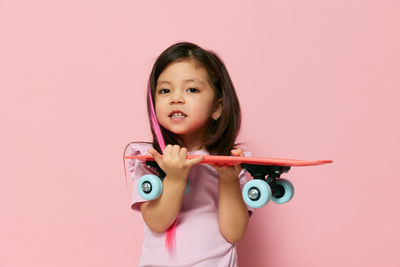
[157,79,205,85]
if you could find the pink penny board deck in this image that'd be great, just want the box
[125,154,333,167]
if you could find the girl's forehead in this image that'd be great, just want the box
[158,59,208,82]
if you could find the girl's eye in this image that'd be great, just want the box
[186,88,199,93]
[159,88,170,94]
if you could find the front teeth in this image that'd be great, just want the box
[171,113,185,118]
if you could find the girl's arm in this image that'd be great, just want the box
[140,176,187,233]
[214,149,250,243]
[141,145,203,233]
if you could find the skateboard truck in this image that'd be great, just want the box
[241,164,291,199]
[146,161,166,179]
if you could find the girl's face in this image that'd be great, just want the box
[155,59,222,149]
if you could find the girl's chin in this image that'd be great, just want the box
[170,130,199,138]
[161,124,206,137]
[171,130,192,136]
[161,127,188,135]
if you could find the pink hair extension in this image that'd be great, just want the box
[148,84,178,252]
[165,219,178,251]
[148,84,166,151]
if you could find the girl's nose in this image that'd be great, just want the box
[170,90,184,104]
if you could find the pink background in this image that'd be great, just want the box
[1,0,399,266]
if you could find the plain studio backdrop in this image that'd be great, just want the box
[1,0,399,266]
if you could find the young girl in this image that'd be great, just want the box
[125,42,253,266]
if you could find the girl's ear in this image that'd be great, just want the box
[211,98,222,120]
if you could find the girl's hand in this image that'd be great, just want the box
[148,145,204,183]
[212,148,244,182]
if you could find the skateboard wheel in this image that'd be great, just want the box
[272,179,294,204]
[242,180,272,208]
[137,174,163,200]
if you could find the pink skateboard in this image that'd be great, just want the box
[125,154,332,167]
[125,154,333,208]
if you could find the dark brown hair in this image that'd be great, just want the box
[147,42,241,155]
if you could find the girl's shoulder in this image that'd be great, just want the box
[124,141,153,156]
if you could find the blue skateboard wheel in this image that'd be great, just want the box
[137,174,163,200]
[242,179,272,208]
[271,179,294,204]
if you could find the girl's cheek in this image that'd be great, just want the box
[193,104,211,115]
[155,101,165,115]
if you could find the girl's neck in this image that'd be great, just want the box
[179,133,206,152]
[182,140,205,152]
[187,144,205,152]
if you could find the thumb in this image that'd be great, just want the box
[148,148,163,163]
[187,155,204,166]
